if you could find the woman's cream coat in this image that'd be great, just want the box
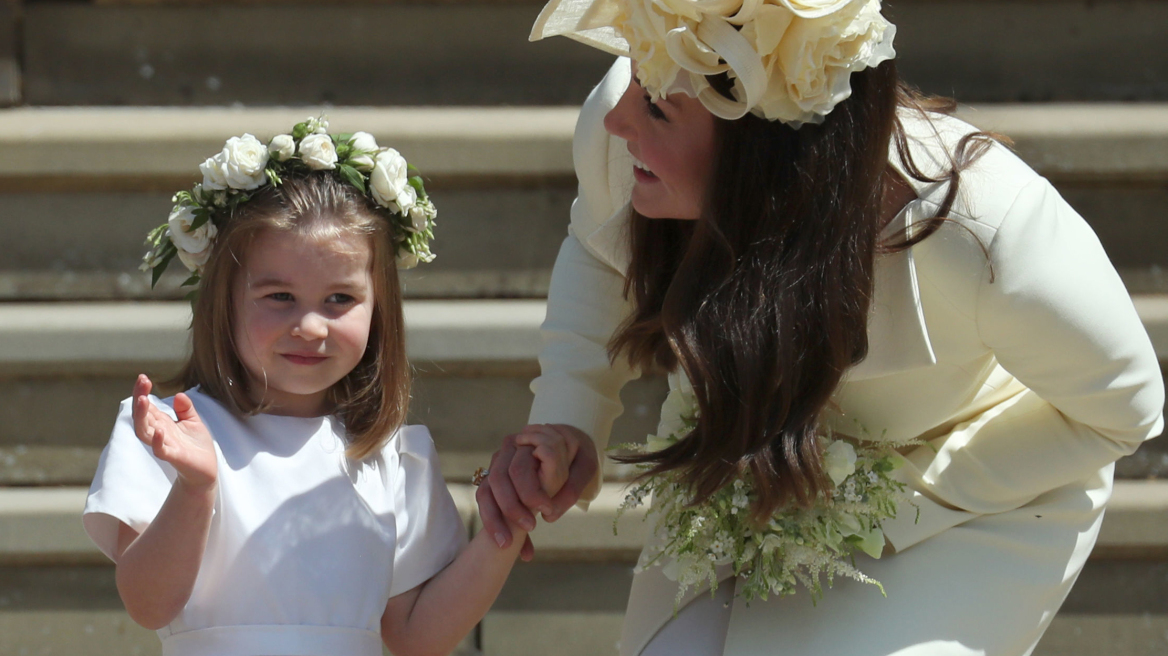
[528,58,1164,655]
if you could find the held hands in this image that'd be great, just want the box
[132,375,217,491]
[475,424,598,560]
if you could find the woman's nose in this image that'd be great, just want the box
[603,83,639,141]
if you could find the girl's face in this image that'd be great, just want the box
[233,229,376,417]
[602,69,718,220]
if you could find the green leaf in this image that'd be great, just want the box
[337,164,366,193]
[334,143,353,159]
[185,289,200,308]
[151,244,177,288]
[180,273,200,287]
[266,168,283,187]
[407,176,425,197]
[334,133,354,143]
[407,164,420,174]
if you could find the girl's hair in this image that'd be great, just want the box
[171,172,410,460]
[610,60,1004,521]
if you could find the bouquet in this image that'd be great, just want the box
[616,373,913,607]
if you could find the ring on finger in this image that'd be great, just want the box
[472,467,489,486]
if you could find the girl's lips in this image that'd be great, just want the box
[633,166,659,183]
[281,353,328,365]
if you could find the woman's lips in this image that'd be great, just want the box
[633,166,659,183]
[281,353,328,365]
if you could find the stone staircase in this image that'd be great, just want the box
[1,0,1166,654]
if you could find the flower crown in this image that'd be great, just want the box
[141,116,437,290]
[531,0,896,125]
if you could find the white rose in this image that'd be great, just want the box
[370,148,409,208]
[407,199,435,233]
[348,131,379,172]
[167,204,218,255]
[391,183,418,215]
[268,134,295,162]
[823,440,857,486]
[176,245,212,273]
[299,133,338,170]
[396,250,420,269]
[220,134,269,190]
[199,152,230,191]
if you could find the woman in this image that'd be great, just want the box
[477,1,1165,654]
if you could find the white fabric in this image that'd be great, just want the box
[83,388,466,656]
[529,58,1165,656]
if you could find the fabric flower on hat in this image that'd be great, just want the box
[531,0,895,125]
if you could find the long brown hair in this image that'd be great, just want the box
[610,60,1002,521]
[172,173,410,460]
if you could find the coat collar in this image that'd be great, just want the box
[581,109,961,382]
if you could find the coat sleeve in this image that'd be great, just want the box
[885,176,1164,551]
[528,58,640,505]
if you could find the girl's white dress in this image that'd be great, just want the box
[83,388,466,656]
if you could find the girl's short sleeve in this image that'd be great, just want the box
[82,395,179,561]
[386,425,468,598]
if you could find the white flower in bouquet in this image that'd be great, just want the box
[370,148,410,209]
[167,204,217,255]
[268,134,295,162]
[299,133,338,170]
[348,132,379,172]
[823,440,858,485]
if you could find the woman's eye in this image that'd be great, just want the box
[328,293,355,305]
[267,292,293,302]
[643,95,667,121]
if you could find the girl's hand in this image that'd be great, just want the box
[131,375,217,490]
[513,424,580,498]
[476,425,598,560]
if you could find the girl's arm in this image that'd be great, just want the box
[380,524,527,656]
[114,375,218,629]
[382,433,574,656]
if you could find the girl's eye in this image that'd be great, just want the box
[643,94,667,122]
[267,292,293,302]
[328,293,356,305]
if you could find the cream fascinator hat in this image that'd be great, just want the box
[531,0,896,125]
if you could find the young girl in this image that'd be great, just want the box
[82,119,572,656]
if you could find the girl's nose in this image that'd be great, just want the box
[291,312,328,340]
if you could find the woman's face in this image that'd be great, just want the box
[603,69,718,221]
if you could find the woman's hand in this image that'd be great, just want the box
[132,374,217,490]
[475,424,598,560]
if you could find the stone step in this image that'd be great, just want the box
[1,480,1163,566]
[9,0,1168,108]
[0,482,1164,655]
[0,300,668,485]
[1,104,1167,299]
[0,298,1164,484]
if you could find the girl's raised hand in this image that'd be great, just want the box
[131,375,217,490]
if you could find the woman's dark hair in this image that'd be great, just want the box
[610,60,1004,521]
